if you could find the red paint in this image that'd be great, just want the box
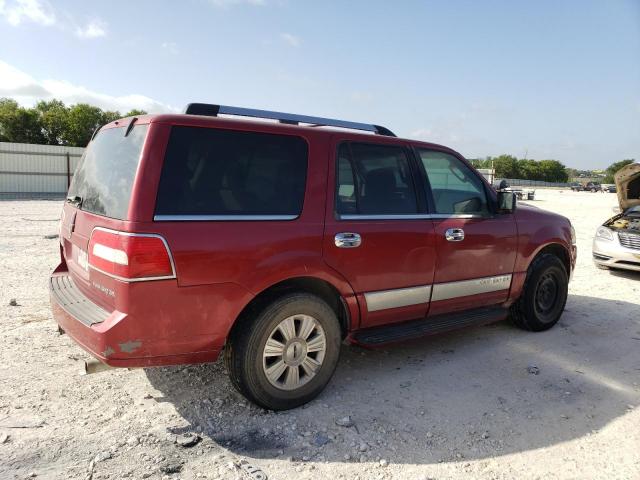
[50,114,576,367]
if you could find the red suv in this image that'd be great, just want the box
[50,104,577,410]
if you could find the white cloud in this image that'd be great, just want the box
[0,0,55,26]
[161,41,179,55]
[280,32,300,47]
[75,19,107,39]
[0,60,176,113]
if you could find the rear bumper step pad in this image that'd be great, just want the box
[50,274,110,327]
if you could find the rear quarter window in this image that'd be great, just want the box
[155,127,308,217]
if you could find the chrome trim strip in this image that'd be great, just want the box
[338,213,482,221]
[153,214,298,221]
[88,265,176,283]
[90,227,177,282]
[431,274,512,302]
[340,214,433,220]
[430,214,481,219]
[364,285,432,312]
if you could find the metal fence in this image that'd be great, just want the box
[496,178,570,188]
[0,142,85,199]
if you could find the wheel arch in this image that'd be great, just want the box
[534,242,571,275]
[508,241,572,305]
[228,276,353,342]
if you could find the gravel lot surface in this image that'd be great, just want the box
[1,190,639,480]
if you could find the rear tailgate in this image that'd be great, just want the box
[60,121,149,313]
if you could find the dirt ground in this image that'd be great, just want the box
[1,189,639,480]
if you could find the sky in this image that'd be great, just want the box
[0,0,638,169]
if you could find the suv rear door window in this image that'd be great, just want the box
[67,124,148,220]
[417,149,489,215]
[155,127,308,217]
[336,143,418,215]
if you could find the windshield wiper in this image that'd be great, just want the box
[66,195,83,208]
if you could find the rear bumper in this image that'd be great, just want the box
[50,272,222,368]
[592,236,640,272]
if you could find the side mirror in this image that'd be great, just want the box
[498,179,510,191]
[497,191,517,213]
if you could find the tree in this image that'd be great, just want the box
[565,168,578,181]
[124,109,147,117]
[63,104,108,147]
[517,159,541,180]
[603,159,635,183]
[469,158,491,169]
[538,159,568,182]
[0,98,149,147]
[0,99,45,144]
[492,154,519,178]
[35,100,69,145]
[101,110,122,125]
[0,98,20,141]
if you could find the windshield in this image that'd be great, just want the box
[67,124,148,220]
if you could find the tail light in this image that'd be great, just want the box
[88,228,175,281]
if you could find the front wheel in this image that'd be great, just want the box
[510,253,568,331]
[225,293,342,410]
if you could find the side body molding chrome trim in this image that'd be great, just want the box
[362,274,513,312]
[364,285,432,312]
[431,274,513,302]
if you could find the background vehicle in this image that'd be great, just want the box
[593,163,640,272]
[50,104,576,410]
[572,181,602,192]
[492,182,535,200]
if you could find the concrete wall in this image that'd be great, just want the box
[0,142,85,199]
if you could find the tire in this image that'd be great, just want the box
[510,253,568,332]
[224,293,342,410]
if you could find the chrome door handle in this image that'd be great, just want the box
[335,232,361,248]
[445,228,465,241]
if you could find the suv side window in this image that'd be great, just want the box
[417,149,489,215]
[336,142,418,215]
[155,127,308,217]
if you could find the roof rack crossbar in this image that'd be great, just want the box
[183,103,396,137]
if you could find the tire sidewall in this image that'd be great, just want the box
[523,256,568,329]
[243,294,341,409]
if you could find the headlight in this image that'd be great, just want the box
[570,225,576,245]
[596,226,614,241]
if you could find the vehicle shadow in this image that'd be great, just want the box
[608,268,640,281]
[144,294,640,464]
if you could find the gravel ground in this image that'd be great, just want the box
[0,190,639,480]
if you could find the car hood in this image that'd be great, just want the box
[615,163,640,210]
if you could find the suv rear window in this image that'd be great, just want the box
[155,127,308,217]
[68,124,148,220]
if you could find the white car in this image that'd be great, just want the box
[592,163,640,272]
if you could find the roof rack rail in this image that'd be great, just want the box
[183,103,396,137]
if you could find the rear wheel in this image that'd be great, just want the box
[225,293,341,410]
[510,253,568,331]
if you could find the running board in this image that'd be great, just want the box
[351,306,509,346]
